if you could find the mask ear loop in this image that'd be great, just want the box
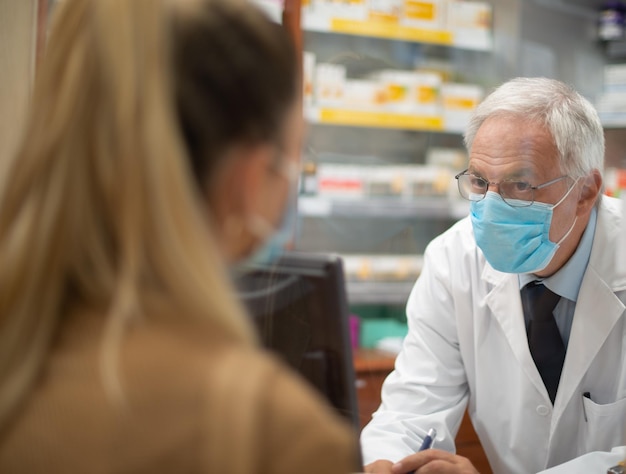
[556,216,578,246]
[552,177,581,246]
[550,177,580,210]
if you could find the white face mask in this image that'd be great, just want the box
[235,161,300,272]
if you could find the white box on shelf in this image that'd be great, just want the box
[412,71,442,116]
[403,165,453,198]
[446,0,492,50]
[441,82,484,132]
[342,254,373,280]
[375,69,419,113]
[368,0,403,23]
[342,254,423,281]
[316,163,365,199]
[303,51,316,106]
[305,0,369,21]
[314,63,346,107]
[363,165,406,197]
[426,147,467,170]
[342,79,384,110]
[374,70,441,115]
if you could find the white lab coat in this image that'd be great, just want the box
[537,446,626,473]
[360,196,626,474]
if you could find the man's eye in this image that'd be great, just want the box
[470,177,487,188]
[510,181,531,192]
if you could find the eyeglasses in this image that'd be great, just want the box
[454,169,570,207]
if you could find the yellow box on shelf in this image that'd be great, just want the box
[316,107,444,131]
[329,18,453,45]
[405,1,436,21]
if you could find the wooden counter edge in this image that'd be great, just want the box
[353,348,398,373]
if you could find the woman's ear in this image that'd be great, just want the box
[211,143,274,219]
[234,144,275,217]
[576,169,603,216]
[209,144,275,262]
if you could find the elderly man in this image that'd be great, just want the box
[361,77,625,474]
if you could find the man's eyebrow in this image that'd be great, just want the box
[467,166,534,181]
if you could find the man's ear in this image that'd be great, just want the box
[577,169,603,216]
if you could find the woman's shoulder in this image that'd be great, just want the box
[194,343,360,473]
[5,312,358,473]
[135,321,360,473]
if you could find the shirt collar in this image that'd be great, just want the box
[518,206,597,301]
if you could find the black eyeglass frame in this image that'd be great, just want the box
[454,169,571,207]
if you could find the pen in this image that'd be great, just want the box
[406,429,437,474]
[419,428,437,451]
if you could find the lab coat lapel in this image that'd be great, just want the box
[482,267,547,397]
[552,271,624,420]
[552,197,626,420]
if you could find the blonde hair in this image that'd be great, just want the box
[0,0,296,429]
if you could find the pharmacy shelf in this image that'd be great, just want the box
[305,106,465,133]
[302,13,492,51]
[298,195,470,219]
[346,280,416,305]
[600,114,626,129]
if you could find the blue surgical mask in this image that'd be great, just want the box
[234,162,300,273]
[239,194,298,270]
[470,183,578,274]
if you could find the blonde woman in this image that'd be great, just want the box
[0,0,359,472]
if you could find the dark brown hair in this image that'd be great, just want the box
[172,2,299,190]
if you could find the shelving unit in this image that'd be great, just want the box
[299,195,468,219]
[296,2,488,308]
[304,16,453,45]
[304,105,447,131]
[347,280,416,305]
[301,7,492,51]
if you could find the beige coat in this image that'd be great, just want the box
[0,310,359,473]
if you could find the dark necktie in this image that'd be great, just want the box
[521,281,565,404]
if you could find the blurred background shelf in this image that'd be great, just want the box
[346,280,416,305]
[298,195,469,219]
[301,10,492,51]
[305,106,463,132]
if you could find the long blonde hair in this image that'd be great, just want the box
[0,0,297,429]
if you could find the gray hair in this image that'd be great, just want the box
[464,77,605,179]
